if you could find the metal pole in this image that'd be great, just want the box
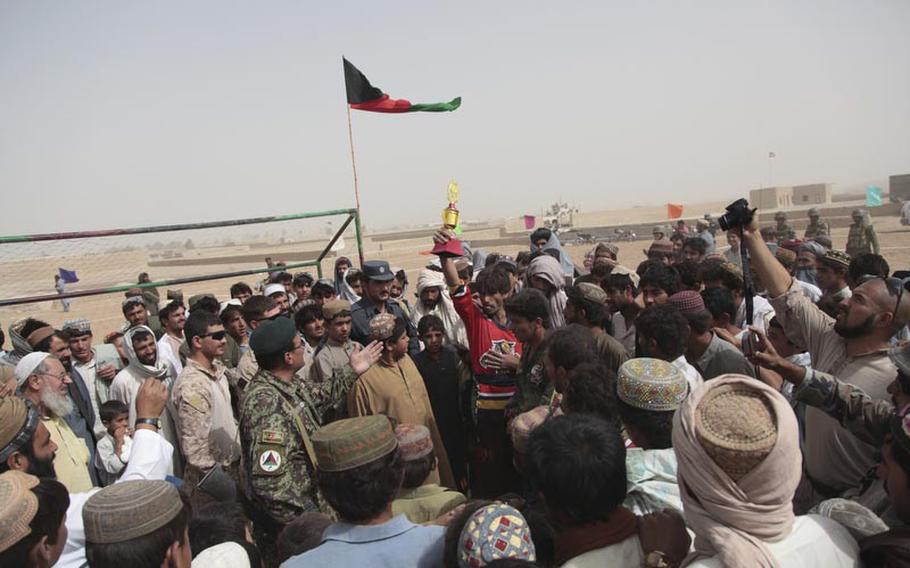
[346,105,363,223]
[354,208,365,267]
[0,209,358,244]
[0,260,322,307]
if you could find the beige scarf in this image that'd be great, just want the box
[673,374,800,568]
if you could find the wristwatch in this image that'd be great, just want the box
[645,551,673,568]
[135,417,160,429]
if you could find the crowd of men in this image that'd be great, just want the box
[0,203,907,567]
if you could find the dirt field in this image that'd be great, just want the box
[3,211,909,342]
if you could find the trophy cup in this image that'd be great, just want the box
[431,180,465,257]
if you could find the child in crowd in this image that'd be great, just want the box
[94,399,132,485]
[391,423,466,523]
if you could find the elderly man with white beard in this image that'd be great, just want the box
[16,352,95,493]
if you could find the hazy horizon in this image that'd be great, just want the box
[2,0,909,236]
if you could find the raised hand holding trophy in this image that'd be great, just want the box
[431,180,465,257]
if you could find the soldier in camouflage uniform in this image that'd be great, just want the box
[239,317,381,562]
[846,208,881,258]
[171,312,241,507]
[773,211,796,243]
[803,207,830,240]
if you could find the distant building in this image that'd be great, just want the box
[749,184,832,210]
[890,174,910,203]
[792,183,832,205]
[749,186,793,210]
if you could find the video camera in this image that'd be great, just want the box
[717,198,756,232]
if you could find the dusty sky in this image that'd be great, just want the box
[1,0,909,235]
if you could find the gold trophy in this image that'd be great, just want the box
[431,180,465,257]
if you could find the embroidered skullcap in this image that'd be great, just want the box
[0,397,40,464]
[595,242,619,257]
[322,299,352,321]
[83,480,184,544]
[611,265,640,288]
[457,503,536,567]
[263,283,287,298]
[395,423,434,461]
[369,313,398,341]
[821,249,852,269]
[25,326,55,349]
[15,352,51,387]
[312,415,397,472]
[617,358,688,412]
[645,240,674,256]
[694,382,777,481]
[122,295,144,308]
[62,318,91,335]
[668,291,706,315]
[0,471,40,553]
[575,282,608,305]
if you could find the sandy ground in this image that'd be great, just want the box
[3,212,910,342]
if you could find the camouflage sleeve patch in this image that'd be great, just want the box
[257,448,285,475]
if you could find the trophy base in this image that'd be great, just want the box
[431,238,464,258]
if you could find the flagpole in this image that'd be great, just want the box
[346,104,365,267]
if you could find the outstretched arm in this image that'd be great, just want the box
[740,218,791,298]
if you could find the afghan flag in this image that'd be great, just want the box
[343,58,461,113]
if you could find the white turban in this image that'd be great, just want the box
[15,352,50,387]
[263,283,286,297]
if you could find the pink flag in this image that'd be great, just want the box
[523,215,536,230]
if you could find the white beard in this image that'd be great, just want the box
[41,387,75,418]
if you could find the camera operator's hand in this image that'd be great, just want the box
[745,327,807,386]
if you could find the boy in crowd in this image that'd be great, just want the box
[95,400,132,485]
[413,315,470,490]
[391,423,466,523]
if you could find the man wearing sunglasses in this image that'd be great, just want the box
[742,213,909,510]
[171,311,240,503]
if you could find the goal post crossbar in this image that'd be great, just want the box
[0,207,364,307]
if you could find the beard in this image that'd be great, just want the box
[138,354,157,366]
[41,388,75,418]
[422,297,441,310]
[834,312,877,339]
[27,452,57,478]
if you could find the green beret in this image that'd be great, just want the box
[313,416,397,472]
[249,317,296,356]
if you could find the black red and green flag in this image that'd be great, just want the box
[343,57,461,113]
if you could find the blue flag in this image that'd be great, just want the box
[58,268,79,283]
[866,186,883,207]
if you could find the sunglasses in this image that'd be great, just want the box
[858,275,910,315]
[200,330,227,341]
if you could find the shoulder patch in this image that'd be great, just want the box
[260,429,286,444]
[258,449,283,473]
[184,393,206,410]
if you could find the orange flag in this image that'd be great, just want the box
[667,203,684,219]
